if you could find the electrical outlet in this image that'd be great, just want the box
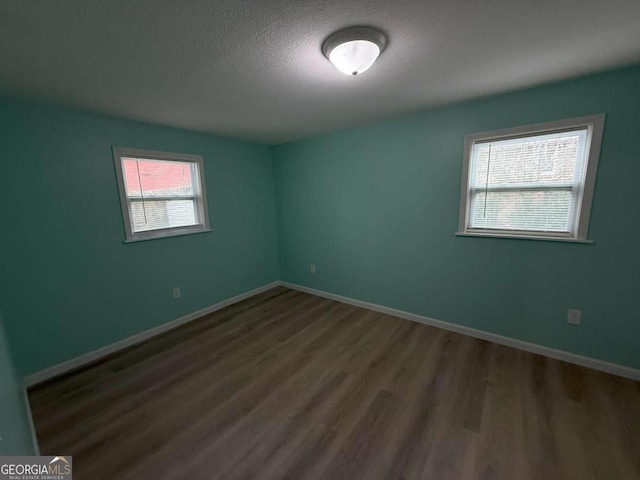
[567,309,581,325]
[173,287,181,299]
[310,264,316,274]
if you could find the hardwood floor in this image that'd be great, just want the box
[28,287,640,479]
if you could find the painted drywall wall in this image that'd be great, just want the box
[274,65,640,369]
[0,101,279,376]
[0,313,35,454]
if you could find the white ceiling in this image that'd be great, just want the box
[1,0,639,144]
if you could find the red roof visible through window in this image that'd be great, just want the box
[122,158,194,197]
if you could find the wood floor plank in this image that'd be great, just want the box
[28,287,640,480]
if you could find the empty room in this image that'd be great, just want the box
[1,1,639,479]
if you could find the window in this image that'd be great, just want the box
[113,147,210,242]
[457,115,605,242]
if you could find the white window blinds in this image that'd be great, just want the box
[458,115,604,242]
[113,148,210,242]
[467,128,590,236]
[122,157,201,233]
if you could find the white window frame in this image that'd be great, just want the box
[113,147,211,243]
[456,114,605,243]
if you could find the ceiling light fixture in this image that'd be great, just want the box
[322,26,387,76]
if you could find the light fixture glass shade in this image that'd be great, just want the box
[322,27,387,76]
[328,40,380,76]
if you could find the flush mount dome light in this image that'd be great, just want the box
[322,26,387,76]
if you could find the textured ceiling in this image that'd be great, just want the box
[1,0,640,144]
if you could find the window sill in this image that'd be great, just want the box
[455,232,593,244]
[124,228,212,243]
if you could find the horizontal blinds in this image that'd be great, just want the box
[468,128,589,234]
[130,200,197,232]
[470,190,573,233]
[121,157,200,233]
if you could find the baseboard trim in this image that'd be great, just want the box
[280,281,640,382]
[24,281,281,387]
[22,385,40,455]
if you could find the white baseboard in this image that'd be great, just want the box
[280,281,640,382]
[24,281,281,387]
[22,386,40,455]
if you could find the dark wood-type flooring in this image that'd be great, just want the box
[29,287,640,479]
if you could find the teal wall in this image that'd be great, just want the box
[0,101,279,376]
[273,66,640,369]
[0,313,35,455]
